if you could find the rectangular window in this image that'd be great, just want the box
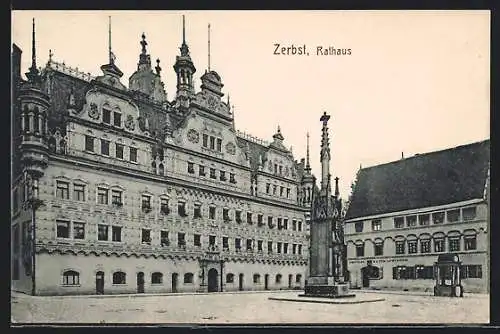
[142,195,152,212]
[462,207,477,221]
[415,265,434,279]
[111,189,122,206]
[279,165,283,175]
[434,238,445,252]
[115,143,124,159]
[73,184,85,201]
[98,224,109,241]
[408,241,418,254]
[178,202,187,217]
[418,214,430,226]
[268,216,273,226]
[268,241,273,253]
[223,236,229,250]
[142,229,151,244]
[374,243,383,256]
[432,212,445,224]
[394,217,404,228]
[247,212,253,224]
[372,219,381,231]
[160,198,170,215]
[355,244,364,257]
[216,138,222,152]
[354,222,364,233]
[113,112,121,127]
[235,238,241,250]
[56,220,70,238]
[220,171,226,181]
[160,230,169,247]
[406,215,417,227]
[229,173,236,184]
[97,187,108,205]
[286,188,290,198]
[178,233,185,247]
[209,235,215,246]
[194,234,201,247]
[102,108,111,124]
[266,183,270,194]
[421,240,431,253]
[187,162,195,174]
[298,245,302,255]
[277,242,282,254]
[129,147,137,162]
[193,203,201,218]
[236,210,242,223]
[202,134,208,148]
[101,139,110,156]
[223,208,230,221]
[277,218,282,229]
[112,226,122,242]
[199,165,206,176]
[246,239,252,251]
[209,206,216,220]
[447,209,460,223]
[292,220,297,231]
[292,244,297,254]
[283,243,288,254]
[395,241,405,255]
[274,164,278,174]
[210,168,216,179]
[449,238,460,252]
[56,181,70,199]
[258,214,263,225]
[210,136,215,150]
[257,240,263,252]
[462,265,482,279]
[298,221,302,231]
[280,186,284,197]
[283,218,288,230]
[464,235,477,250]
[85,135,94,152]
[273,185,277,195]
[73,222,85,240]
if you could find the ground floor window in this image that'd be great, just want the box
[415,265,434,279]
[226,273,234,283]
[253,274,261,284]
[151,272,163,284]
[113,271,126,284]
[461,265,482,279]
[275,274,282,284]
[184,273,194,284]
[394,265,433,279]
[62,270,80,285]
[296,274,302,283]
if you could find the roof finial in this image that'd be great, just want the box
[140,32,147,54]
[48,49,53,63]
[155,58,162,75]
[182,15,186,44]
[306,132,311,171]
[208,23,211,71]
[108,16,116,64]
[26,18,40,82]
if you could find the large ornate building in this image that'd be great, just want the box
[344,140,490,293]
[11,18,315,295]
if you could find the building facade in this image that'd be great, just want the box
[344,140,490,293]
[11,18,315,296]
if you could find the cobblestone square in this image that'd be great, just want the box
[11,290,489,324]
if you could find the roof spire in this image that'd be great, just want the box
[305,132,311,171]
[179,15,190,57]
[208,23,211,71]
[108,16,113,63]
[320,111,331,194]
[140,32,147,54]
[26,18,40,83]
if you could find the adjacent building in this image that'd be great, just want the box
[11,18,315,295]
[344,140,490,293]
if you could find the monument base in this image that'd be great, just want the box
[301,281,355,298]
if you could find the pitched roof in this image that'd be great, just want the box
[345,139,490,220]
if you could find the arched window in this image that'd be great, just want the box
[151,161,156,173]
[295,274,302,283]
[275,274,282,284]
[62,270,80,285]
[226,273,234,283]
[158,163,164,176]
[113,271,126,284]
[253,274,261,284]
[184,273,194,284]
[151,272,163,284]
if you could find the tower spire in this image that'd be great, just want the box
[26,18,40,83]
[208,23,211,71]
[183,15,186,44]
[108,16,113,63]
[306,132,311,171]
[320,112,331,194]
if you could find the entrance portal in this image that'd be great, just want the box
[238,273,244,291]
[96,271,104,295]
[137,272,145,293]
[208,268,219,292]
[361,267,370,288]
[264,274,269,290]
[172,273,178,293]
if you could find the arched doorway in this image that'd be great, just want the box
[264,274,269,290]
[137,272,145,293]
[96,271,104,295]
[361,267,370,288]
[288,274,293,289]
[238,273,244,291]
[208,268,219,292]
[172,273,178,293]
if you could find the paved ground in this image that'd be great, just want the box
[11,290,489,324]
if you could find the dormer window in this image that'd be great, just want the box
[102,108,112,124]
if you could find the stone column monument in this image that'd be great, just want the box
[301,112,354,298]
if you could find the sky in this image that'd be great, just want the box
[11,10,490,198]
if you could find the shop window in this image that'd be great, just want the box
[184,273,194,284]
[151,272,163,284]
[226,273,234,283]
[253,274,261,284]
[62,270,80,285]
[113,271,126,284]
[275,274,282,284]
